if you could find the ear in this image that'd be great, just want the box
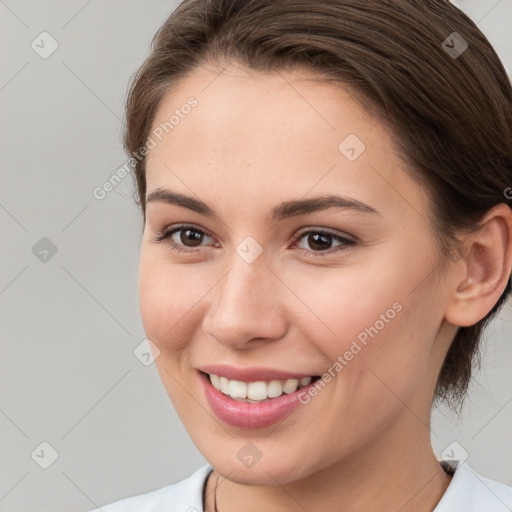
[444,203,512,327]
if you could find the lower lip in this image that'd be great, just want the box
[199,371,318,429]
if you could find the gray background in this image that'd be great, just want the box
[0,1,511,511]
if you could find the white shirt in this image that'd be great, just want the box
[85,459,512,511]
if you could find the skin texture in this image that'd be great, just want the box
[139,62,512,512]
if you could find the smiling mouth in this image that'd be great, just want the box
[201,371,321,403]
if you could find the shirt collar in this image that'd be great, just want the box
[434,459,512,511]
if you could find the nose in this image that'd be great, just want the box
[202,255,288,350]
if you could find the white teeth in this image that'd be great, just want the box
[247,381,267,401]
[300,376,312,387]
[229,380,247,399]
[283,378,299,394]
[210,374,221,390]
[219,376,230,394]
[267,379,284,398]
[208,373,315,402]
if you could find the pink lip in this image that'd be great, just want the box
[198,370,318,429]
[198,363,316,382]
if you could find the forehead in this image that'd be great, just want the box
[149,63,375,152]
[145,63,430,223]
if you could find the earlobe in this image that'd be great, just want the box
[444,203,512,328]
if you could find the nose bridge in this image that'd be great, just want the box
[224,256,266,308]
[203,251,286,346]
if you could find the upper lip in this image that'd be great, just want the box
[198,364,318,382]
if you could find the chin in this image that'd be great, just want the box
[209,449,319,486]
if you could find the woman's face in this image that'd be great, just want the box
[139,63,458,484]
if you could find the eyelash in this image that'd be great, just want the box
[153,224,356,257]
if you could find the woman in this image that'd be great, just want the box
[87,0,512,510]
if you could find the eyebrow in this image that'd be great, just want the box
[146,187,380,223]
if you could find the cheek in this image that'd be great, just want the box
[138,251,209,413]
[278,261,406,352]
[138,248,209,353]
[280,253,439,397]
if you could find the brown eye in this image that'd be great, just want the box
[154,224,215,253]
[293,229,356,257]
[177,228,205,247]
[303,232,334,251]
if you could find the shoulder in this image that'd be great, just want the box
[84,464,213,512]
[435,459,512,511]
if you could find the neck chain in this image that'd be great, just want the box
[213,472,220,512]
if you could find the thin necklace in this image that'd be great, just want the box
[213,472,220,512]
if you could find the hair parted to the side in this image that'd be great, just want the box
[123,0,512,413]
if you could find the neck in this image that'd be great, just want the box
[205,412,453,512]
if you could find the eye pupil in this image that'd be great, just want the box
[181,228,203,247]
[308,233,332,251]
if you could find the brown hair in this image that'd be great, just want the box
[123,0,512,413]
